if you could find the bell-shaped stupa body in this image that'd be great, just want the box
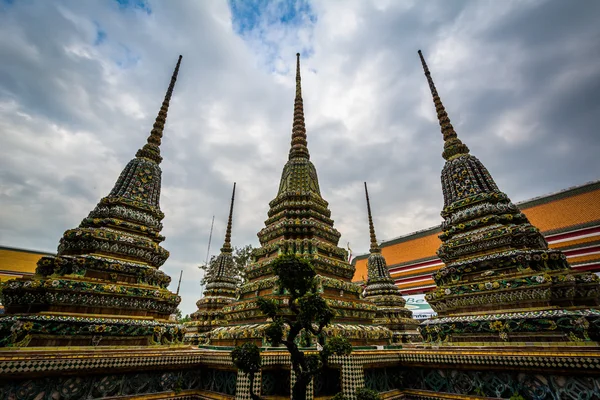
[362,183,421,343]
[0,56,185,347]
[417,50,600,344]
[211,54,390,347]
[185,183,241,344]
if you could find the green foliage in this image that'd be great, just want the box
[199,245,254,285]
[356,387,382,400]
[510,393,526,400]
[257,297,279,318]
[231,342,261,374]
[260,254,351,400]
[322,336,352,359]
[173,376,184,394]
[174,308,191,323]
[271,254,317,298]
[305,354,323,371]
[264,319,284,346]
[231,342,262,400]
[298,293,334,328]
[233,244,254,282]
[331,393,347,400]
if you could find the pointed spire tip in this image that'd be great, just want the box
[418,48,469,160]
[289,52,309,160]
[221,182,236,252]
[364,182,380,253]
[136,55,183,164]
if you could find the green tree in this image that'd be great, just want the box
[256,254,352,400]
[231,342,262,400]
[232,244,254,283]
[174,308,191,324]
[331,388,382,400]
[199,245,254,286]
[356,388,382,400]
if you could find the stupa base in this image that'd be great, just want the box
[208,322,393,347]
[419,308,600,344]
[0,314,185,348]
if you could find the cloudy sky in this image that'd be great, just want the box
[1,0,599,315]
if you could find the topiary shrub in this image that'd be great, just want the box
[231,342,262,400]
[356,387,382,400]
[258,254,352,400]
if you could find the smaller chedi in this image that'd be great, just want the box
[0,56,185,347]
[362,182,420,343]
[417,50,600,344]
[185,183,240,345]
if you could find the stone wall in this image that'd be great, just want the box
[1,346,599,399]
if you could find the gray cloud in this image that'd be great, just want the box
[0,0,598,315]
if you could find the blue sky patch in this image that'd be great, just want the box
[229,0,316,35]
[228,0,317,72]
[94,22,107,46]
[115,44,141,69]
[115,0,152,15]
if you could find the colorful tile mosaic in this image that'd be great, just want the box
[0,56,185,347]
[417,49,600,344]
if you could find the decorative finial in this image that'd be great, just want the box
[417,50,469,161]
[221,182,236,252]
[364,182,380,254]
[136,55,183,164]
[289,53,310,160]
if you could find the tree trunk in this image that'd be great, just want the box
[292,374,308,400]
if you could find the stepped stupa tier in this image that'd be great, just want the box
[362,183,420,343]
[185,183,240,344]
[0,56,185,348]
[417,50,600,344]
[211,54,389,346]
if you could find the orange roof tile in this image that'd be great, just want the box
[353,258,368,283]
[381,233,441,266]
[351,182,600,282]
[521,188,600,232]
[0,248,48,275]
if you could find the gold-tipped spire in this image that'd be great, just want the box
[364,182,380,254]
[288,53,310,160]
[136,55,183,164]
[417,50,469,161]
[221,182,236,253]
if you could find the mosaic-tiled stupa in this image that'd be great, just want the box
[0,56,185,347]
[362,183,420,343]
[210,54,390,346]
[417,50,600,344]
[185,183,240,344]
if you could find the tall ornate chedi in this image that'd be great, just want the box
[417,50,600,344]
[362,183,420,343]
[185,183,240,344]
[211,54,389,346]
[0,56,185,347]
